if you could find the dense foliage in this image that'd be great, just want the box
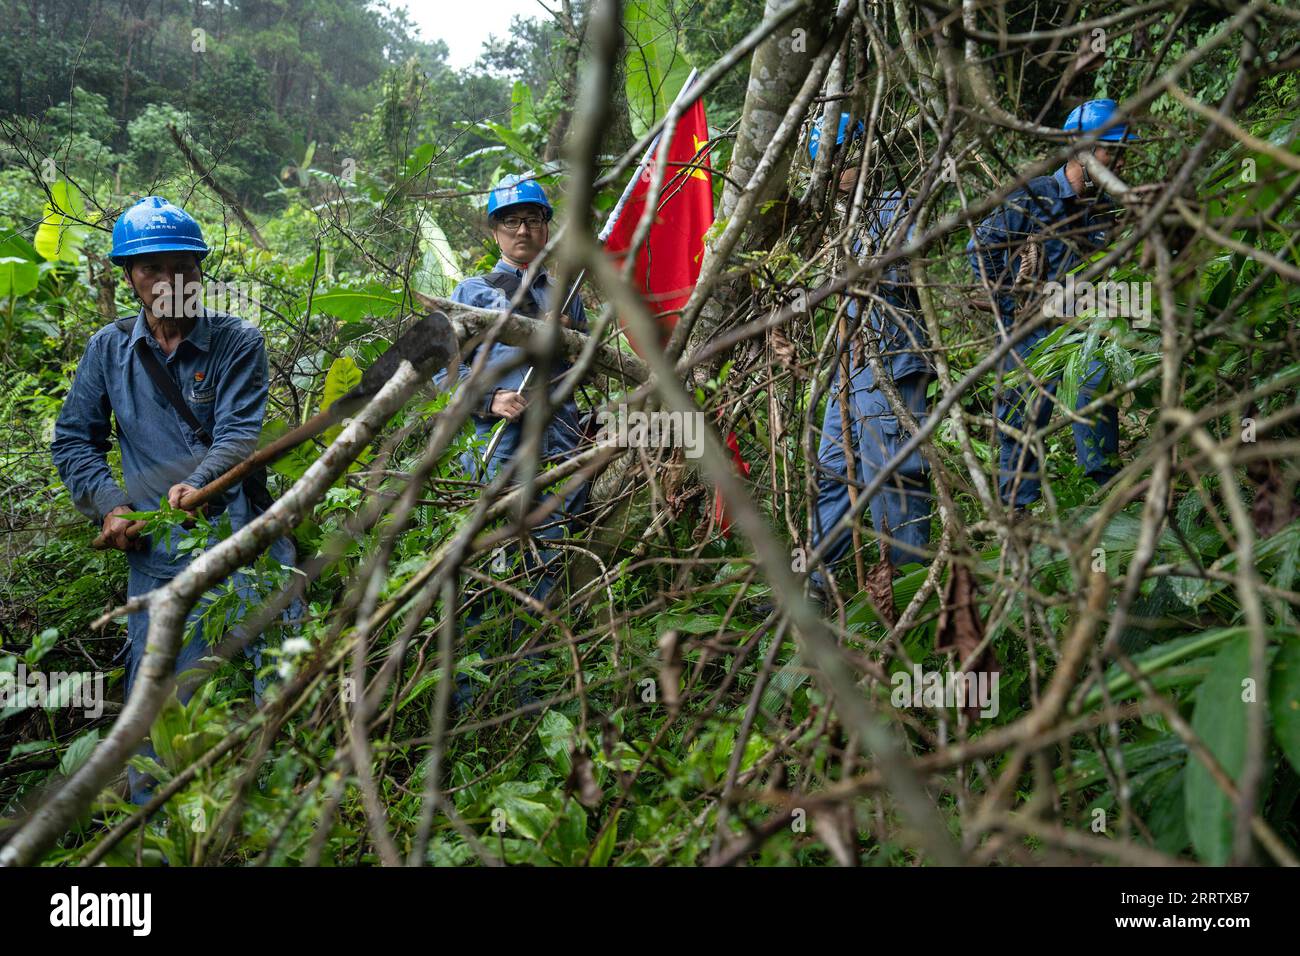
[1,0,1298,868]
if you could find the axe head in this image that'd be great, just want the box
[355,310,456,397]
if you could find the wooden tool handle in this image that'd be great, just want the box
[90,518,149,551]
[178,406,339,511]
[91,406,342,550]
[88,307,455,552]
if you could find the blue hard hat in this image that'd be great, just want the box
[1063,99,1136,142]
[110,196,209,266]
[808,113,864,160]
[486,175,553,221]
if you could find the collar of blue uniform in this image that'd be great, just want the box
[492,257,549,286]
[1052,164,1076,201]
[124,307,213,361]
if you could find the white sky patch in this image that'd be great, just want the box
[395,0,549,70]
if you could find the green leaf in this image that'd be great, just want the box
[303,284,405,323]
[1082,626,1254,708]
[34,181,88,263]
[711,726,734,779]
[550,800,588,865]
[1183,635,1257,864]
[260,419,319,480]
[320,356,362,444]
[9,739,55,759]
[537,709,576,773]
[479,120,539,166]
[58,729,100,777]
[25,627,59,666]
[589,809,623,867]
[510,81,535,132]
[491,781,554,842]
[0,257,39,298]
[623,0,693,139]
[0,232,40,262]
[1269,637,1300,775]
[1145,766,1190,856]
[404,142,435,179]
[411,215,462,298]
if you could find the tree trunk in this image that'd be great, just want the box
[543,1,584,162]
[717,0,837,224]
[679,0,841,356]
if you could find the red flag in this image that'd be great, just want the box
[712,428,752,537]
[604,97,748,538]
[604,98,714,354]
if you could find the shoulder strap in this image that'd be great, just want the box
[480,270,522,295]
[481,271,539,319]
[129,334,213,446]
[481,270,580,323]
[113,316,278,513]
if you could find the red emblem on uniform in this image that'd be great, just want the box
[194,372,205,382]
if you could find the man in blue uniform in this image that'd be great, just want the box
[806,115,934,599]
[52,196,294,802]
[968,99,1136,509]
[441,175,589,704]
[811,188,933,597]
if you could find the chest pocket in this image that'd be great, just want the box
[186,383,217,432]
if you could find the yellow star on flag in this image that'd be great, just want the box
[690,134,709,181]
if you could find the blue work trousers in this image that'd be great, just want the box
[996,327,1118,507]
[812,359,933,584]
